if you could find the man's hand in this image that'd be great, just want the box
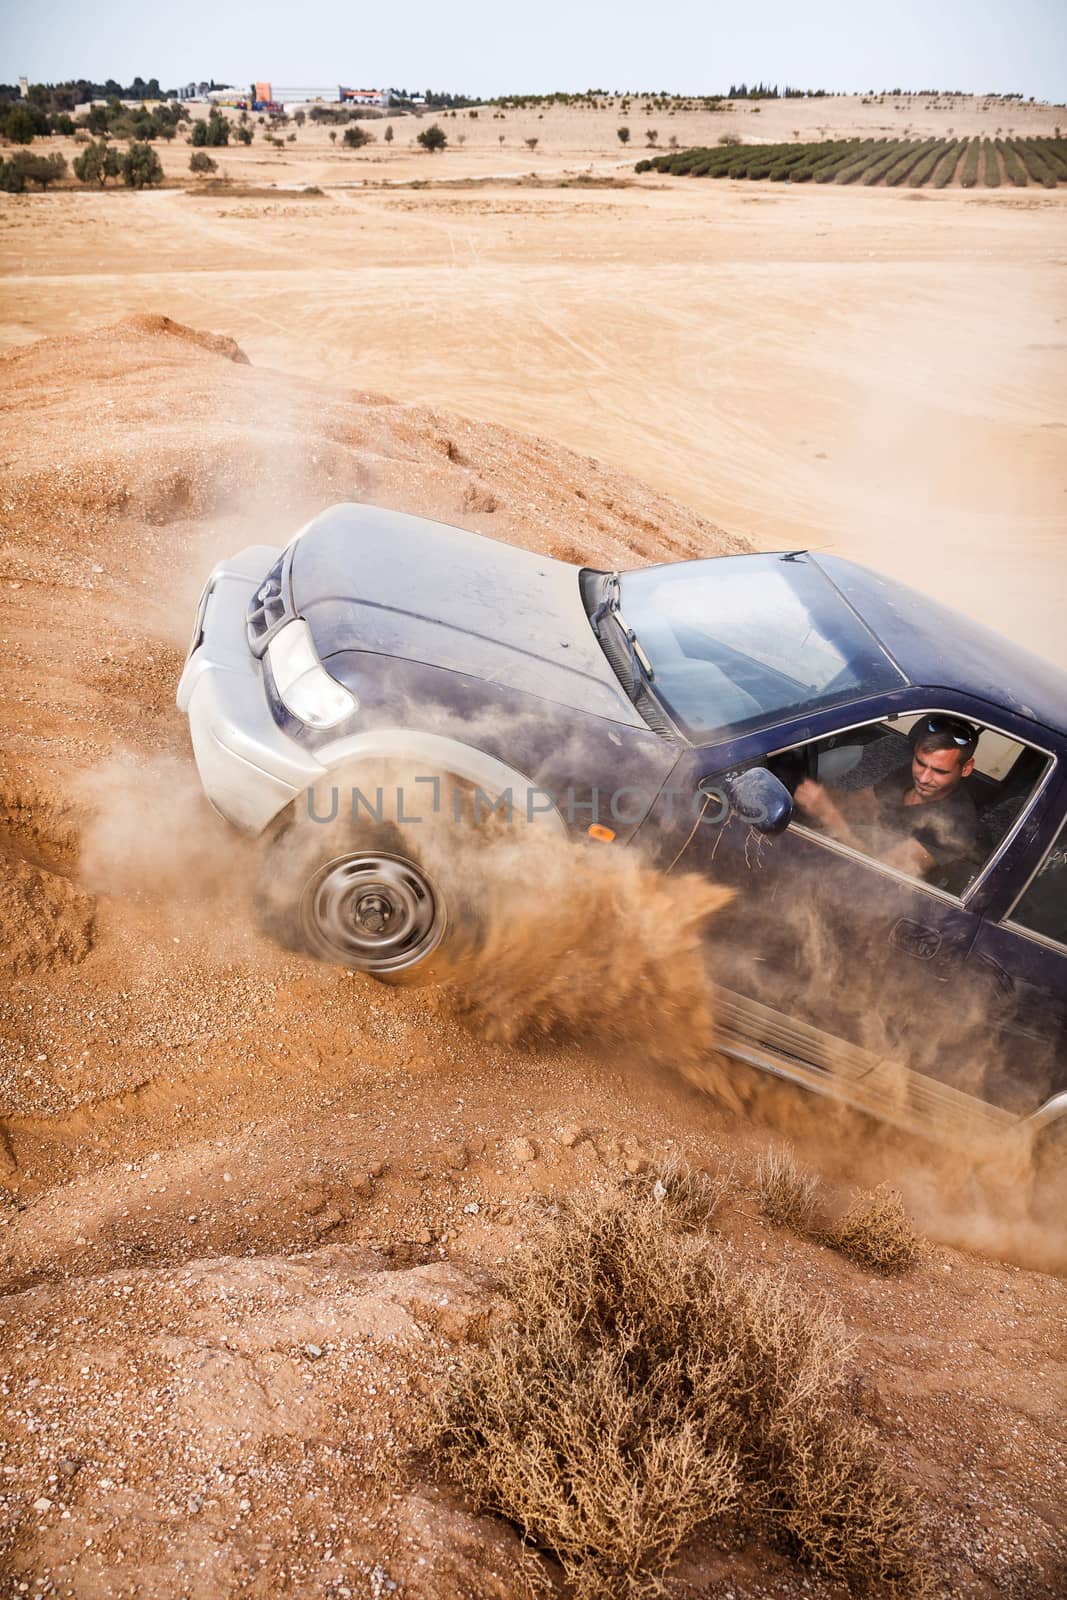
[795,778,841,830]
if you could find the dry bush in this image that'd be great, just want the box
[755,1147,820,1233]
[627,1152,733,1230]
[434,1190,929,1598]
[828,1185,923,1274]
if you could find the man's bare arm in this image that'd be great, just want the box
[794,779,877,850]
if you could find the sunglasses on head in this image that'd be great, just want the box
[918,715,978,748]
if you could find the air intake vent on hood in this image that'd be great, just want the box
[246,553,291,656]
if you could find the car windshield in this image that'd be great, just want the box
[618,554,904,743]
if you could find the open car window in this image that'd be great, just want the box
[1007,816,1067,949]
[767,713,1052,900]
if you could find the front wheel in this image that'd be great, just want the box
[255,773,489,986]
[298,845,448,977]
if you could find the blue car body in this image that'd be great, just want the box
[178,504,1067,1144]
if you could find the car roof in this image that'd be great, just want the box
[810,553,1067,739]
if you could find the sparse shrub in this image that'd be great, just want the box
[827,1185,922,1274]
[717,132,743,145]
[329,130,337,143]
[343,124,373,149]
[617,125,630,144]
[629,1154,733,1229]
[417,123,447,153]
[189,150,217,174]
[384,123,394,144]
[293,109,306,127]
[525,136,538,150]
[72,138,121,186]
[755,1148,819,1231]
[122,140,164,189]
[234,125,253,145]
[435,1190,930,1598]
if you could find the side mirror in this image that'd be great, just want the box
[702,767,794,836]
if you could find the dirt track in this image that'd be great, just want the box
[0,313,1064,1596]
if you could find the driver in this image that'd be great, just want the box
[794,716,983,888]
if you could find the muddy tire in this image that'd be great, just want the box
[255,769,489,986]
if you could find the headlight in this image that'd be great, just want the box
[267,619,357,729]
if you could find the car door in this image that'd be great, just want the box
[962,795,1067,1115]
[658,705,1019,1107]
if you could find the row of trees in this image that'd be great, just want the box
[72,139,163,188]
[1,97,188,145]
[638,136,1067,188]
[0,150,67,191]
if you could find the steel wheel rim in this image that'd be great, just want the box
[299,851,445,973]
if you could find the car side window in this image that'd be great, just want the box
[768,714,1051,900]
[1008,817,1067,948]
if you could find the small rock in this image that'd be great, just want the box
[351,1174,375,1199]
[91,563,105,574]
[416,1227,433,1245]
[370,1158,390,1178]
[33,1497,53,1513]
[303,1343,324,1360]
[187,1493,203,1513]
[462,1201,480,1215]
[57,1457,82,1479]
[444,1142,469,1171]
[558,1125,586,1148]
[625,1157,648,1175]
[511,1137,538,1164]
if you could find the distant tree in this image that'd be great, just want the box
[191,107,230,147]
[73,138,121,186]
[51,113,75,136]
[2,107,37,144]
[83,105,109,135]
[234,124,253,145]
[417,123,447,153]
[384,123,394,143]
[616,125,630,144]
[293,109,306,126]
[498,133,505,144]
[329,130,337,143]
[189,150,217,173]
[122,140,164,188]
[343,124,373,148]
[525,136,538,150]
[0,150,67,191]
[645,128,659,145]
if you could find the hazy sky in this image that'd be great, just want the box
[4,0,1065,103]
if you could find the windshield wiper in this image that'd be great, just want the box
[591,572,655,701]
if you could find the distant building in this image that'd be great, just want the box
[340,86,391,107]
[18,76,28,99]
[177,81,212,101]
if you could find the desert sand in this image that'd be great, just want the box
[1,95,1065,1597]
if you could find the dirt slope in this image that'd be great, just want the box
[0,320,1064,1597]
